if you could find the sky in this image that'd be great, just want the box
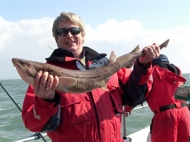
[0,0,190,80]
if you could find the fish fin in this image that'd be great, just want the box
[131,45,140,53]
[100,79,109,91]
[108,51,117,64]
[57,77,77,92]
[101,85,108,91]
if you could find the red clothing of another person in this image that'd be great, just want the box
[146,60,190,142]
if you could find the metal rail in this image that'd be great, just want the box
[0,82,47,142]
[14,133,48,142]
[122,104,148,140]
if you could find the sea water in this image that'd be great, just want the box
[0,73,189,142]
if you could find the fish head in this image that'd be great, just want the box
[12,58,41,85]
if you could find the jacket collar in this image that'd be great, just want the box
[45,47,108,69]
[154,65,185,82]
[46,47,106,62]
[45,48,73,63]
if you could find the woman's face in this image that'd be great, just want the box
[56,21,84,58]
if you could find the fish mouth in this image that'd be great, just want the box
[12,58,17,67]
[12,58,22,70]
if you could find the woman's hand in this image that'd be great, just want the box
[139,43,160,65]
[33,71,59,100]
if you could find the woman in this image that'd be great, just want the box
[22,12,160,142]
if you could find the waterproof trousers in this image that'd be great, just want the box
[151,107,190,142]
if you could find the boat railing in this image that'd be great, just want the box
[122,104,148,141]
[0,83,48,142]
[14,133,48,142]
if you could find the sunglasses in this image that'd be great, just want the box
[56,27,81,36]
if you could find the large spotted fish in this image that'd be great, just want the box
[12,39,169,93]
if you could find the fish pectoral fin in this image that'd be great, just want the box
[101,85,108,91]
[57,77,77,91]
[100,79,109,91]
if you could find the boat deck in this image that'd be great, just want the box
[126,126,151,142]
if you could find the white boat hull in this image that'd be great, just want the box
[124,127,151,142]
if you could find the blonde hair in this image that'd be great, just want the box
[52,12,85,40]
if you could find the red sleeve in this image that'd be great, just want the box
[22,85,59,132]
[117,61,154,107]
